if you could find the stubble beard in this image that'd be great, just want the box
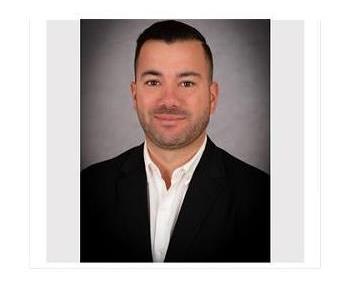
[136,105,210,150]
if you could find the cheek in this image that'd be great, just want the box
[135,95,156,116]
[177,87,197,98]
[136,87,161,105]
[185,89,210,107]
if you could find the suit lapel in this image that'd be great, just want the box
[116,145,153,261]
[114,139,226,262]
[165,138,226,262]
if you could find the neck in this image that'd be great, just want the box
[146,133,206,188]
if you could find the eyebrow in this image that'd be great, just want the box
[140,70,202,79]
[140,70,162,78]
[176,71,202,78]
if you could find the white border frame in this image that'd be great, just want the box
[29,19,320,268]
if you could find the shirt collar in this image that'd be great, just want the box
[143,136,207,183]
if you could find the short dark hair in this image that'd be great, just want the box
[134,20,213,81]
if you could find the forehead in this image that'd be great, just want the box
[136,40,208,75]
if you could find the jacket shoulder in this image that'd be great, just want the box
[81,144,143,180]
[214,145,268,180]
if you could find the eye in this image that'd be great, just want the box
[145,80,160,86]
[180,81,195,88]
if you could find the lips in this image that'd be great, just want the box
[154,114,186,121]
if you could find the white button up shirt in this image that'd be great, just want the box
[143,136,207,262]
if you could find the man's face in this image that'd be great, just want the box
[131,40,218,150]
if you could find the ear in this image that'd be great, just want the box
[130,81,137,109]
[209,81,219,114]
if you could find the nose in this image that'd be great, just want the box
[160,83,180,107]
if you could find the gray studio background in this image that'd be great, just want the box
[81,19,270,173]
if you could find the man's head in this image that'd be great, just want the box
[134,20,214,81]
[131,20,219,150]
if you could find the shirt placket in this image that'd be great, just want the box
[154,181,173,262]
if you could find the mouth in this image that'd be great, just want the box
[153,114,187,126]
[154,114,186,121]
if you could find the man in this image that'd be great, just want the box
[81,20,270,262]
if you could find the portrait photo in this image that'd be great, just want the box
[80,19,270,262]
[16,0,342,298]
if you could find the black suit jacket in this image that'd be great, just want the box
[81,138,270,262]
